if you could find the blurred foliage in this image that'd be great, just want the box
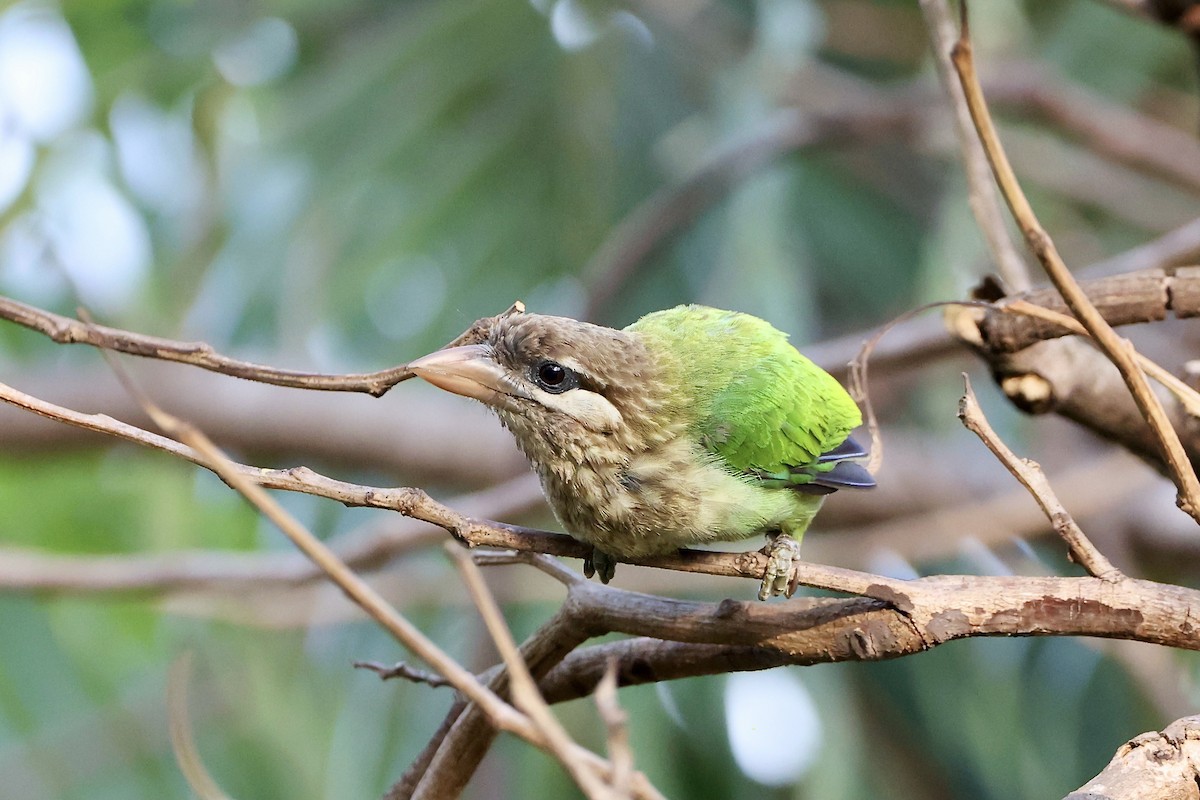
[0,0,1198,797]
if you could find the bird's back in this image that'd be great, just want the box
[626,305,862,476]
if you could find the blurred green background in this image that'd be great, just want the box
[0,0,1198,797]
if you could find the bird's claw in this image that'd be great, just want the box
[760,533,802,600]
[584,548,618,583]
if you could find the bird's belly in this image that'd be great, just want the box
[538,451,820,558]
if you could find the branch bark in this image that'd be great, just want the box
[1066,715,1200,800]
[397,568,1200,795]
[971,268,1200,354]
[947,274,1200,481]
[0,296,523,397]
[951,9,1200,519]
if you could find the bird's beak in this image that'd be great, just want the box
[408,344,529,407]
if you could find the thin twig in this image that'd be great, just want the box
[353,661,453,689]
[0,296,523,397]
[950,4,1200,521]
[849,299,995,474]
[958,375,1123,580]
[595,659,634,798]
[158,419,539,741]
[398,606,597,800]
[474,551,586,586]
[79,322,666,799]
[918,0,1031,290]
[447,543,637,800]
[167,652,233,800]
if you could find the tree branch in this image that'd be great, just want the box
[919,0,1031,291]
[1065,715,1200,800]
[959,376,1123,579]
[951,6,1200,520]
[0,296,523,397]
[971,268,1200,354]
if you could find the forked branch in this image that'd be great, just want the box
[950,4,1200,521]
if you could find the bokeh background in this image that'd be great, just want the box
[1,0,1198,797]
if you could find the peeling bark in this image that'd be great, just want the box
[1066,716,1200,800]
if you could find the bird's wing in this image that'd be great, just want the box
[698,350,874,492]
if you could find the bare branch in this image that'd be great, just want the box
[401,608,596,800]
[0,296,523,397]
[919,0,1031,290]
[958,375,1122,579]
[537,570,1200,706]
[155,418,540,745]
[353,661,452,689]
[449,544,644,800]
[595,659,634,799]
[1065,715,1200,800]
[1001,300,1200,418]
[950,6,1200,521]
[972,268,1200,354]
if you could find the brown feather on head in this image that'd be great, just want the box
[408,313,664,457]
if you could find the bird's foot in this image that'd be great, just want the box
[760,533,802,600]
[583,548,618,584]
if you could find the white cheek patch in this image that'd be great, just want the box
[535,388,623,433]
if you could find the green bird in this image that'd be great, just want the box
[408,305,874,599]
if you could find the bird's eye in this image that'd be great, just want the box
[533,360,577,394]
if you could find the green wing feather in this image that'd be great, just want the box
[628,306,866,487]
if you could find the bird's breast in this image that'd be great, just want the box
[534,438,814,558]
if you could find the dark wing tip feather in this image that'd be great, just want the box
[812,460,876,490]
[817,435,869,463]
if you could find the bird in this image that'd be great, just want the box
[408,304,874,599]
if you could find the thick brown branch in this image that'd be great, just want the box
[1066,715,1200,800]
[972,267,1200,353]
[949,274,1200,481]
[401,567,1200,797]
[407,566,1200,798]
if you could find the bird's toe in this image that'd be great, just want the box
[586,548,618,584]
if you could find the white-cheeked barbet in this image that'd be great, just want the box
[409,305,874,599]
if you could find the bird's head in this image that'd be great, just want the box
[408,313,673,463]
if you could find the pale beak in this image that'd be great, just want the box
[408,344,529,407]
